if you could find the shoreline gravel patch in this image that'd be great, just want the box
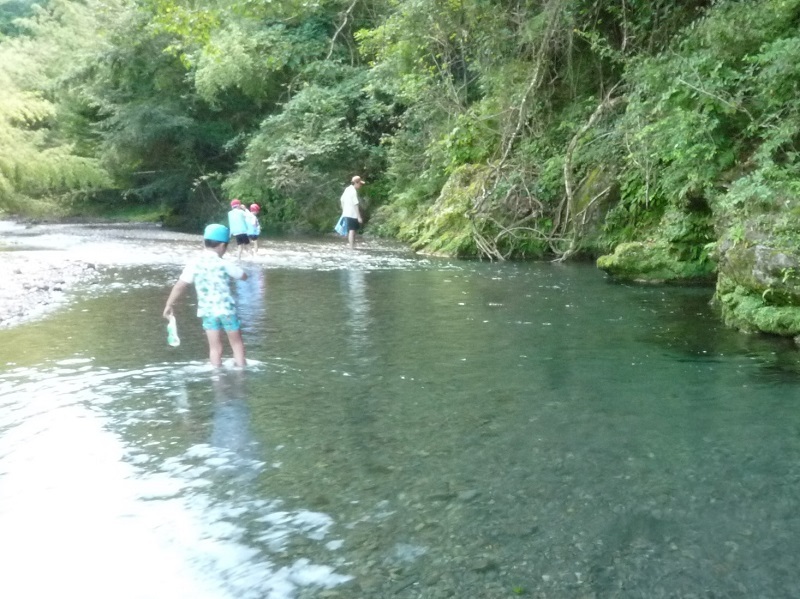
[0,219,182,329]
[0,218,419,329]
[0,250,101,329]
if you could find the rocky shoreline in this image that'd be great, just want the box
[0,250,101,329]
[0,219,200,329]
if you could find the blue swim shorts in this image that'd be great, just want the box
[201,313,241,332]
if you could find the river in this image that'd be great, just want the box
[1,226,799,598]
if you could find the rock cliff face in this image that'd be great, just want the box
[713,229,800,340]
[596,203,800,343]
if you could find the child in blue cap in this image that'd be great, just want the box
[163,223,248,367]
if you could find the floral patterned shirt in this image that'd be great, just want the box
[179,250,244,318]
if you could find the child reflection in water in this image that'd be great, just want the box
[210,370,254,459]
[235,266,266,331]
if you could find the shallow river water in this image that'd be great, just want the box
[1,227,800,599]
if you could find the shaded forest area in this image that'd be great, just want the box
[3,0,800,339]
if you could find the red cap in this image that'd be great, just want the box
[250,204,260,212]
[230,199,241,207]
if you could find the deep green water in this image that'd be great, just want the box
[2,244,800,598]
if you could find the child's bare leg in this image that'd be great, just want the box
[226,329,246,367]
[205,329,225,367]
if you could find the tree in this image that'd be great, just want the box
[0,0,111,213]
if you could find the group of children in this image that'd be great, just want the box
[227,199,261,260]
[162,199,262,368]
[164,177,367,369]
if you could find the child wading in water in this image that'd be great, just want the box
[227,199,249,260]
[163,224,248,367]
[245,203,261,255]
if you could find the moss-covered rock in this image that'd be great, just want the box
[597,201,716,282]
[714,274,800,337]
[716,240,800,306]
[597,241,716,283]
[569,167,620,256]
[713,220,800,337]
[407,164,484,256]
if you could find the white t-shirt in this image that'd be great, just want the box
[228,208,248,236]
[179,250,244,318]
[340,184,359,219]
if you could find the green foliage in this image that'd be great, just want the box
[591,0,800,277]
[0,0,40,38]
[0,0,112,212]
[225,62,395,228]
[4,0,800,283]
[194,20,328,107]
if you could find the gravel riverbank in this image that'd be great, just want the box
[0,218,411,329]
[0,220,199,329]
[0,251,100,328]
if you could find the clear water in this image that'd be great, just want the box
[2,239,800,599]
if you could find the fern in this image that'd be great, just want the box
[0,0,115,211]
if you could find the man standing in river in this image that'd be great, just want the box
[340,175,364,249]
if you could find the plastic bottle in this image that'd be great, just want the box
[167,315,181,347]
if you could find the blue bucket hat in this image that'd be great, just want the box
[203,223,230,243]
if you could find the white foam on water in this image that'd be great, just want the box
[325,539,345,551]
[0,401,233,599]
[0,365,354,599]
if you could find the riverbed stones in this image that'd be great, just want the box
[0,253,100,328]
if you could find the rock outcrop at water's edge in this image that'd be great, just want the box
[596,202,800,344]
[713,228,800,343]
[596,241,716,284]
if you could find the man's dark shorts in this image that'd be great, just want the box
[235,234,250,245]
[344,217,360,233]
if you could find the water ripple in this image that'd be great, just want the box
[0,363,352,599]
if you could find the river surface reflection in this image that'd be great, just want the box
[1,235,800,598]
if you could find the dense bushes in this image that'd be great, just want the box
[4,0,800,261]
